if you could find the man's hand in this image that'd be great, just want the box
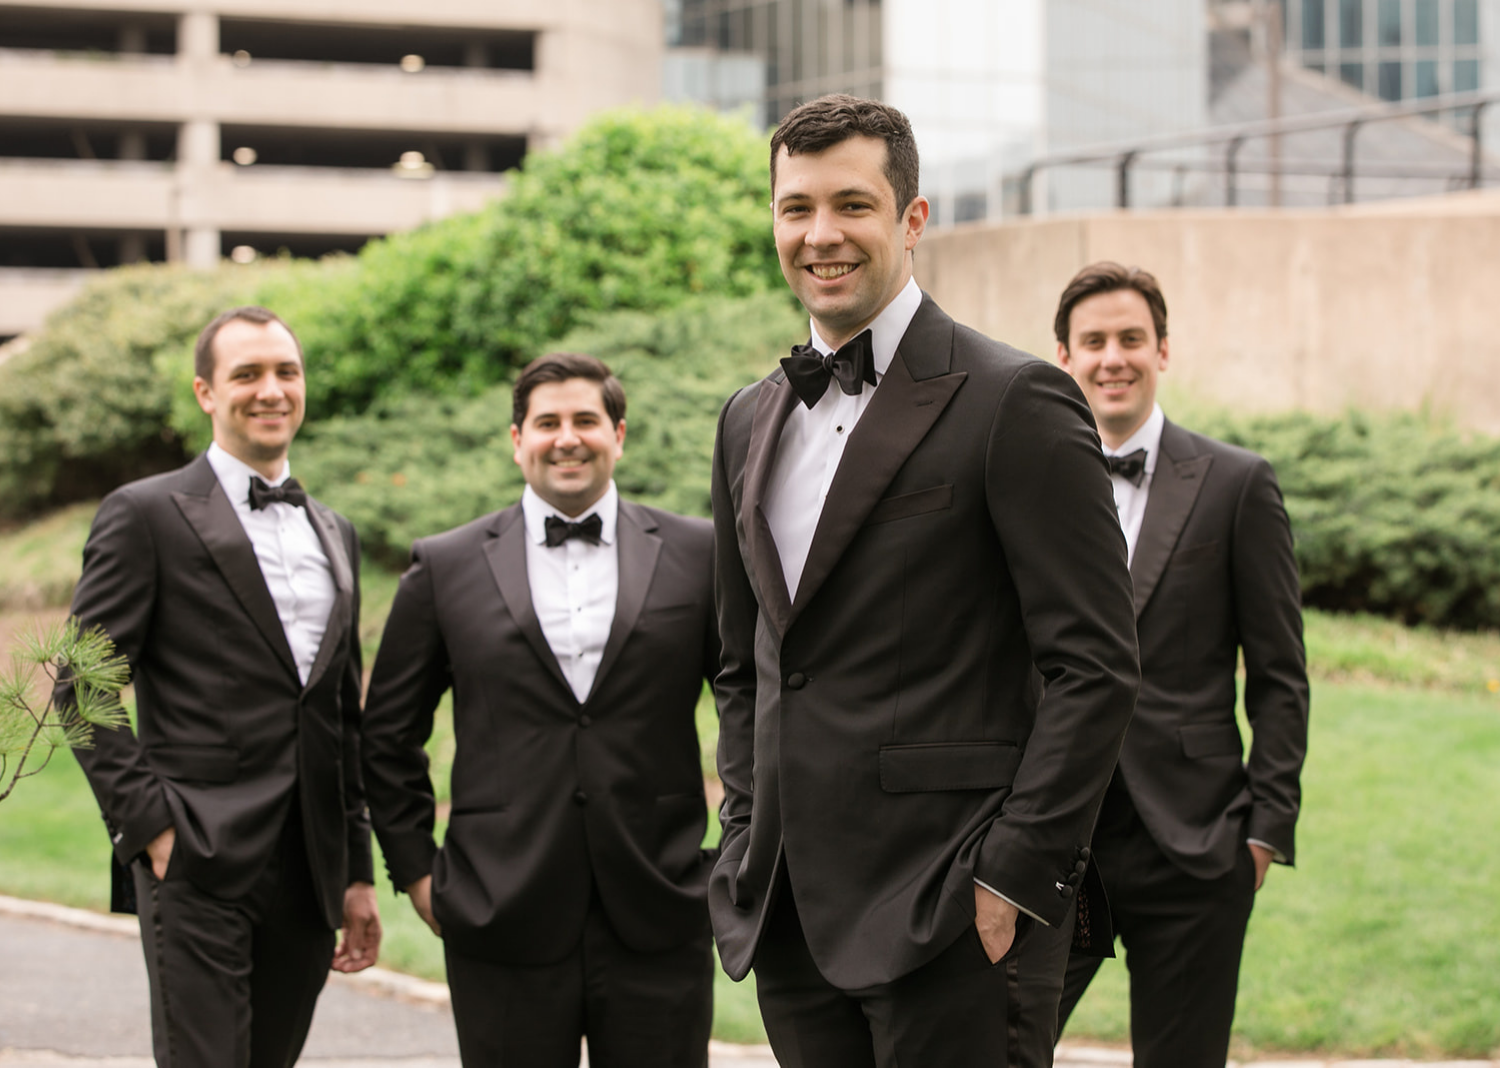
[406,874,441,937]
[1249,842,1275,891]
[145,826,175,881]
[331,882,381,973]
[974,885,1020,964]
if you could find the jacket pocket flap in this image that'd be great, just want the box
[147,744,239,783]
[866,484,953,526]
[1178,724,1243,759]
[879,742,1021,793]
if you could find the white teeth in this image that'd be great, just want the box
[810,264,855,279]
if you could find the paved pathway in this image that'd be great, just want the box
[2,896,1494,1068]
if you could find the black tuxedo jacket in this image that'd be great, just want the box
[63,453,373,929]
[709,294,1141,990]
[360,499,718,966]
[1119,419,1308,877]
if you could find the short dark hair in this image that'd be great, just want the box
[512,352,626,429]
[770,94,921,218]
[193,306,303,381]
[1054,262,1169,349]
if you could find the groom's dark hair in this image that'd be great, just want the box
[512,352,626,429]
[770,94,921,218]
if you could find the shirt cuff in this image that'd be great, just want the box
[974,878,1050,926]
[1247,838,1286,863]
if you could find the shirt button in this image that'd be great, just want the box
[579,715,592,728]
[786,672,807,690]
[574,790,589,806]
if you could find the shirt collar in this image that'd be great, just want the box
[206,442,291,510]
[808,275,923,379]
[1103,403,1165,473]
[522,481,618,546]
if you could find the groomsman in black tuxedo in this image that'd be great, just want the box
[1019,262,1310,1068]
[361,352,718,1068]
[62,306,381,1067]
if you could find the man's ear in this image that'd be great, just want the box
[192,376,215,415]
[1056,342,1072,371]
[1158,337,1170,373]
[510,424,522,464]
[903,196,930,250]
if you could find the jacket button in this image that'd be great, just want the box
[786,672,807,690]
[1077,846,1091,861]
[1075,859,1088,876]
[574,790,588,806]
[1058,884,1075,899]
[579,715,592,728]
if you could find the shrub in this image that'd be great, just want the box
[0,264,259,517]
[295,292,802,564]
[1192,409,1500,630]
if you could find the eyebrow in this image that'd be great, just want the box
[775,186,880,208]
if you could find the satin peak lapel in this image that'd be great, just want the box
[739,375,799,637]
[172,476,299,682]
[482,510,573,699]
[789,347,966,624]
[1130,422,1212,618]
[301,499,354,693]
[589,502,661,701]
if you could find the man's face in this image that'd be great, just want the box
[772,136,928,349]
[193,319,306,472]
[1057,288,1169,447]
[511,378,625,517]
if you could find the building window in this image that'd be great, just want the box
[1415,58,1440,95]
[1453,0,1478,45]
[1340,0,1364,47]
[1378,0,1402,45]
[1341,60,1365,89]
[1303,0,1327,48]
[1454,57,1480,92]
[1414,0,1439,46]
[1378,60,1402,98]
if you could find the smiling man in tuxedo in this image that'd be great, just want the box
[1019,262,1310,1068]
[62,306,380,1068]
[708,94,1140,1066]
[360,352,718,1068]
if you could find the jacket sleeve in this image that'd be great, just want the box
[974,360,1141,926]
[1232,458,1309,863]
[58,489,175,864]
[341,521,376,885]
[359,540,452,892]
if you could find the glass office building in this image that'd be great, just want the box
[1284,0,1484,101]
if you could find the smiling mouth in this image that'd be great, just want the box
[808,264,856,280]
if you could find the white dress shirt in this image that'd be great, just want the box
[521,482,620,704]
[763,276,923,600]
[206,443,336,685]
[1103,403,1166,567]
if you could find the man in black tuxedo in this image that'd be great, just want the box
[1020,262,1309,1067]
[709,94,1140,1066]
[361,352,718,1067]
[62,306,381,1067]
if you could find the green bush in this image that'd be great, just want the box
[1193,409,1500,629]
[0,264,259,517]
[270,106,781,418]
[295,292,802,565]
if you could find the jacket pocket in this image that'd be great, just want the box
[866,484,953,526]
[147,744,239,783]
[1178,724,1243,759]
[878,741,1021,793]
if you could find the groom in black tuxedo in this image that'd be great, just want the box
[361,352,718,1068]
[1018,262,1309,1068]
[709,94,1140,1066]
[62,306,380,1067]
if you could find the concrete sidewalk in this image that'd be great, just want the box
[2,896,1494,1068]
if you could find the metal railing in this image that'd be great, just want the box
[1014,88,1500,214]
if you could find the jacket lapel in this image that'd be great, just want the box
[588,500,662,701]
[739,375,799,637]
[1130,419,1212,618]
[482,506,573,699]
[301,499,354,693]
[788,299,966,625]
[171,455,299,683]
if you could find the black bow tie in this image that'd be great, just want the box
[544,513,603,548]
[248,476,307,510]
[1106,449,1148,487]
[780,330,877,409]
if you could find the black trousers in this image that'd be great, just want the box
[753,874,1025,1068]
[1014,784,1257,1068]
[443,896,714,1068]
[132,803,336,1068]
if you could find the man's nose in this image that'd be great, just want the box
[255,372,285,399]
[556,421,582,447]
[805,207,843,249]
